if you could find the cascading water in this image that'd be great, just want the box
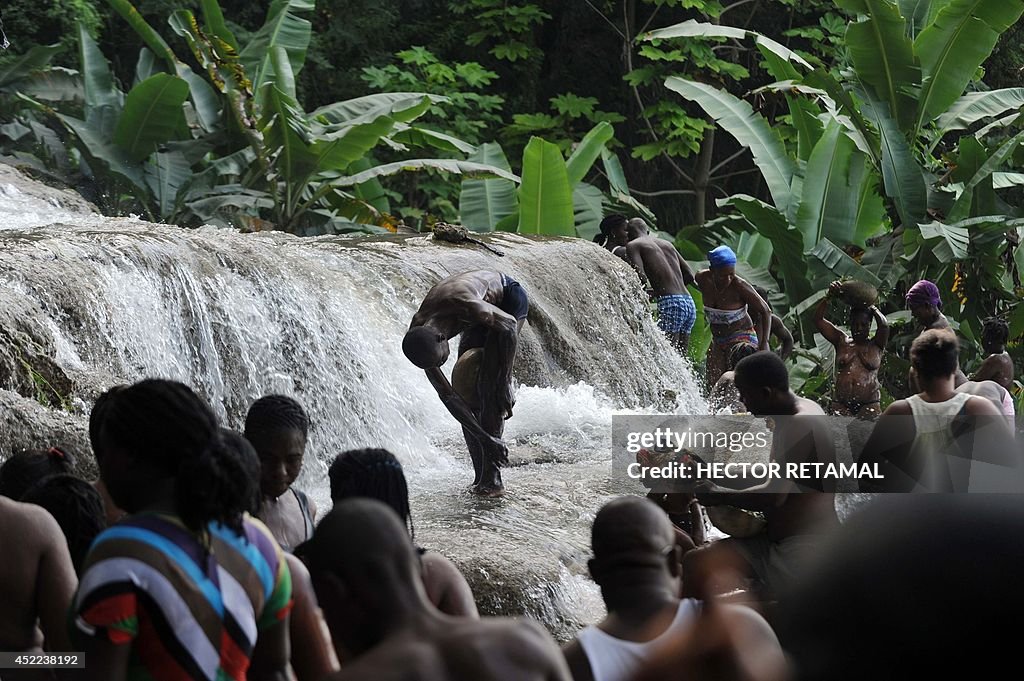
[0,166,706,638]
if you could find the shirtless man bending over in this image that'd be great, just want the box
[0,497,77,658]
[307,499,572,681]
[694,246,771,390]
[625,218,697,354]
[815,282,889,419]
[403,270,527,496]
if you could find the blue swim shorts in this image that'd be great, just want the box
[657,294,696,334]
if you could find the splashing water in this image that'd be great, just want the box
[0,167,706,637]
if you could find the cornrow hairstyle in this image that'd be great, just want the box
[244,394,310,440]
[218,428,262,516]
[0,447,76,500]
[328,448,415,542]
[22,474,105,575]
[102,379,249,535]
[89,385,126,465]
[982,317,1010,346]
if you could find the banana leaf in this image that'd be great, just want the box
[459,142,518,232]
[241,0,314,102]
[114,74,189,162]
[566,121,613,187]
[517,137,574,237]
[573,182,605,241]
[666,77,795,215]
[914,0,1024,133]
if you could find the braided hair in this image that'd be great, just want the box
[982,317,1010,347]
[244,394,310,440]
[328,448,415,542]
[101,379,250,535]
[89,385,126,465]
[22,474,105,575]
[595,214,627,247]
[0,447,76,500]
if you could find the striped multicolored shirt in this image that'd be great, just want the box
[73,513,292,681]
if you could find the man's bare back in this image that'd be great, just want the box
[0,497,77,653]
[625,237,691,296]
[410,271,511,339]
[330,617,570,681]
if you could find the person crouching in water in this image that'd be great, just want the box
[624,218,697,355]
[694,246,771,390]
[814,282,889,419]
[245,394,317,552]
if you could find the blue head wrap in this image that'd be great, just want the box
[708,245,737,269]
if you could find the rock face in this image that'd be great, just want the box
[0,165,704,635]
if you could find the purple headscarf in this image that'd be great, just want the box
[906,280,942,309]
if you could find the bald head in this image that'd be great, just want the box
[627,218,650,240]
[304,497,419,583]
[592,496,674,560]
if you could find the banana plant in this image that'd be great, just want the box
[458,121,651,238]
[653,1,1024,348]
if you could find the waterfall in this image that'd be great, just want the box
[0,165,706,638]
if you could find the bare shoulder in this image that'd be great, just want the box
[883,400,913,416]
[964,395,1002,416]
[795,397,826,416]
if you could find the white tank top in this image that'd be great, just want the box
[906,393,972,490]
[576,599,700,681]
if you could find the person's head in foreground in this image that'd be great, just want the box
[99,378,252,534]
[849,306,873,343]
[245,393,310,501]
[707,245,737,290]
[733,351,791,416]
[22,474,105,574]
[776,495,1024,681]
[0,446,76,500]
[910,329,960,388]
[329,448,415,539]
[981,316,1009,354]
[302,497,427,656]
[403,325,450,369]
[905,279,942,326]
[589,496,681,601]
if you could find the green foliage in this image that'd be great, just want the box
[361,47,504,144]
[449,0,550,63]
[0,0,101,66]
[505,93,624,154]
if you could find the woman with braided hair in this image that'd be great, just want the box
[326,448,479,620]
[73,378,292,681]
[245,394,317,552]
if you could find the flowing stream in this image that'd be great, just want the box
[0,166,706,638]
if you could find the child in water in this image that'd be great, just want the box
[245,394,317,552]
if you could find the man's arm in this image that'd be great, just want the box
[857,401,915,493]
[462,299,520,419]
[35,510,77,653]
[425,367,507,454]
[626,244,650,289]
[739,281,771,351]
[813,297,845,347]
[772,315,794,360]
[676,250,697,287]
[870,305,890,349]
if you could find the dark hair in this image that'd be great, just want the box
[22,474,105,574]
[911,330,960,381]
[219,428,262,515]
[0,447,76,500]
[595,214,627,246]
[982,317,1009,346]
[734,351,790,392]
[328,448,414,541]
[244,394,309,441]
[727,342,758,370]
[89,385,126,464]
[402,327,446,369]
[102,379,249,535]
[850,305,872,321]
